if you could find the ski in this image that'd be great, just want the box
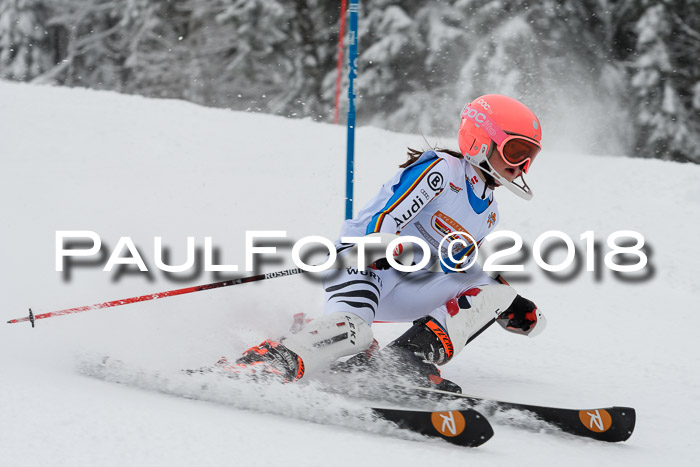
[403,385,635,443]
[78,356,493,448]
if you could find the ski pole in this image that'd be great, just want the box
[7,267,308,327]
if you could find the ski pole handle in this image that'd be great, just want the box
[7,267,308,327]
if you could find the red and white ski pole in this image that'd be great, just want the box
[7,267,308,327]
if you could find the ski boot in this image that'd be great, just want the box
[335,316,462,394]
[218,312,374,383]
[216,340,305,383]
[378,344,463,393]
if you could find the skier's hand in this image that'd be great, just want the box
[369,258,392,270]
[369,236,415,270]
[498,295,542,335]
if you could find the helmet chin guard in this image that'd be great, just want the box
[471,143,533,200]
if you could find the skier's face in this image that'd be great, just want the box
[489,149,523,185]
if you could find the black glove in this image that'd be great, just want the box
[369,258,391,270]
[498,295,538,332]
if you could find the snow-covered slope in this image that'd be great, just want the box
[1,81,699,466]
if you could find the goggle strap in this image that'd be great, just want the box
[461,104,541,153]
[460,103,509,146]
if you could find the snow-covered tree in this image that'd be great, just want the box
[158,0,339,117]
[26,0,127,88]
[630,1,700,162]
[340,0,471,134]
[118,0,193,100]
[0,0,697,163]
[0,0,53,80]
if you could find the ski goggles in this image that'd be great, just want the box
[461,104,541,173]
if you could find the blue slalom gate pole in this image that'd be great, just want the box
[345,0,359,220]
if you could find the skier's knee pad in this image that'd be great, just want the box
[281,312,373,376]
[389,316,455,366]
[443,284,519,356]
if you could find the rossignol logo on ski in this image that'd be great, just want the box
[431,411,466,437]
[578,409,612,433]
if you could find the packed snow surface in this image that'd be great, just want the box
[1,81,699,466]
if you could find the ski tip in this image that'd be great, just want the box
[612,406,636,442]
[459,409,495,447]
[576,406,636,442]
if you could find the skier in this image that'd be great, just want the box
[221,94,547,391]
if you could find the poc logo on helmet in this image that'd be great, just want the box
[462,108,487,125]
[476,98,493,114]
